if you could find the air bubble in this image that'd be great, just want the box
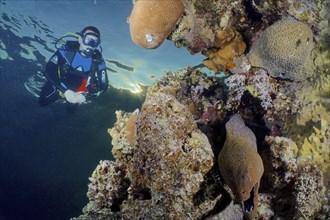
[145,33,154,44]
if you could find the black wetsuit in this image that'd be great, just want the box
[39,41,108,106]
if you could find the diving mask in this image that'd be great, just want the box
[81,32,101,48]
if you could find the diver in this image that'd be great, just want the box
[39,26,108,111]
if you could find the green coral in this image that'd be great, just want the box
[298,119,330,172]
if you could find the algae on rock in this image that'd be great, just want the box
[74,0,329,219]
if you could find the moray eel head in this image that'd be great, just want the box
[241,182,259,219]
[227,169,260,219]
[242,183,258,212]
[218,114,264,219]
[233,172,254,202]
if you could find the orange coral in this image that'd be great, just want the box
[128,0,185,49]
[126,114,138,146]
[203,28,246,73]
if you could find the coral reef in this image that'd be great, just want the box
[170,0,250,54]
[262,136,329,219]
[218,114,264,219]
[224,74,247,110]
[293,165,327,219]
[128,0,184,49]
[122,89,215,219]
[73,160,127,219]
[265,136,298,189]
[109,110,138,162]
[247,19,315,80]
[74,0,329,219]
[169,0,324,58]
[75,70,220,219]
[74,62,329,219]
[251,0,325,30]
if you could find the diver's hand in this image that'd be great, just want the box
[64,90,86,104]
[75,92,86,103]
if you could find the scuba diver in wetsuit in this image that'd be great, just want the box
[39,26,108,111]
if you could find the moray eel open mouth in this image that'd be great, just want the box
[242,183,257,213]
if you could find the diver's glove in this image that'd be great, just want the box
[64,89,86,104]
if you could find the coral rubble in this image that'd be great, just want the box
[74,0,329,219]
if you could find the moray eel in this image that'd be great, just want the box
[218,114,264,219]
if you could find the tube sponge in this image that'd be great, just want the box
[128,0,185,49]
[247,19,314,80]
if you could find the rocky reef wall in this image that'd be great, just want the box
[74,0,329,219]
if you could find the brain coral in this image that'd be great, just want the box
[128,0,184,49]
[218,114,264,219]
[247,19,314,80]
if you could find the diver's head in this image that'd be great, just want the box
[78,26,101,57]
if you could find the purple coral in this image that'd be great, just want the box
[224,74,247,109]
[253,69,274,110]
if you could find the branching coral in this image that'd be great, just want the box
[224,74,246,110]
[251,70,274,110]
[297,119,330,172]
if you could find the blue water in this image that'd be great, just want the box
[0,1,204,219]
